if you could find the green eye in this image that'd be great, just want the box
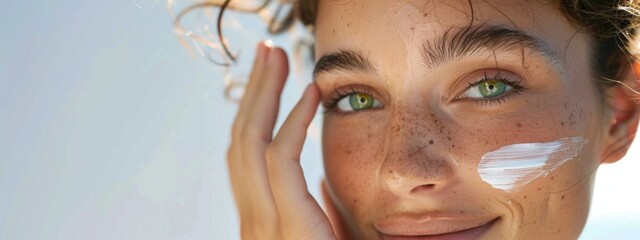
[465,79,512,99]
[350,93,374,109]
[337,93,383,112]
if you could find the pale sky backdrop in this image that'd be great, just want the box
[0,1,638,239]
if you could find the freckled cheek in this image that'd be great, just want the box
[505,167,593,238]
[456,98,594,153]
[494,93,598,237]
[451,96,597,197]
[459,103,597,236]
[322,120,386,212]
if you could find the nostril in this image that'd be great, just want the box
[410,184,436,193]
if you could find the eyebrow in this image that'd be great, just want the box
[313,49,376,80]
[421,24,560,69]
[313,24,560,80]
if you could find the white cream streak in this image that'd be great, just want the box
[477,137,586,191]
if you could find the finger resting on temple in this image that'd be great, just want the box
[265,84,336,239]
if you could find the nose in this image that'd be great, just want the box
[379,108,456,198]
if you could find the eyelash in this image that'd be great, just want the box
[322,71,526,112]
[322,85,377,113]
[459,72,525,107]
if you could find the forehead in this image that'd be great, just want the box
[314,0,582,63]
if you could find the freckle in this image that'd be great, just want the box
[550,176,554,180]
[346,150,352,155]
[460,210,464,214]
[561,195,565,200]
[429,140,434,144]
[524,195,527,199]
[423,13,428,17]
[561,121,565,126]
[410,27,415,30]
[517,123,522,128]
[452,145,455,148]
[538,188,542,191]
[447,136,452,141]
[353,199,358,203]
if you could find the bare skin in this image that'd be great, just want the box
[227,1,640,239]
[228,42,338,239]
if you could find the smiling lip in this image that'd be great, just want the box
[375,213,499,240]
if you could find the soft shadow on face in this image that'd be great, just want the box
[315,0,609,239]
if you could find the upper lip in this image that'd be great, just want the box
[374,212,499,236]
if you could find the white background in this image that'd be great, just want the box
[0,1,638,239]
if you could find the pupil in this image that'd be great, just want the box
[360,97,366,104]
[488,85,495,90]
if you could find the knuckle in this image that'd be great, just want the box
[242,124,272,144]
[239,125,254,141]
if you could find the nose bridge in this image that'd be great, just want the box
[379,103,455,197]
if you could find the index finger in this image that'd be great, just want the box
[265,84,336,239]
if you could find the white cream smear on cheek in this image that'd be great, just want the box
[477,137,587,191]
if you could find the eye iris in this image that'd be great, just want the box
[349,93,374,110]
[479,80,506,97]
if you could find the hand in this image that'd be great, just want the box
[227,41,339,240]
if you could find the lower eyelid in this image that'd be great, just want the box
[328,98,384,116]
[452,85,523,107]
[471,89,523,107]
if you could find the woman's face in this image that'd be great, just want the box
[316,0,611,239]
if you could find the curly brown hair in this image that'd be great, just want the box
[559,0,640,85]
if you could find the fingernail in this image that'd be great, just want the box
[267,44,279,64]
[264,39,274,48]
[255,40,268,63]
